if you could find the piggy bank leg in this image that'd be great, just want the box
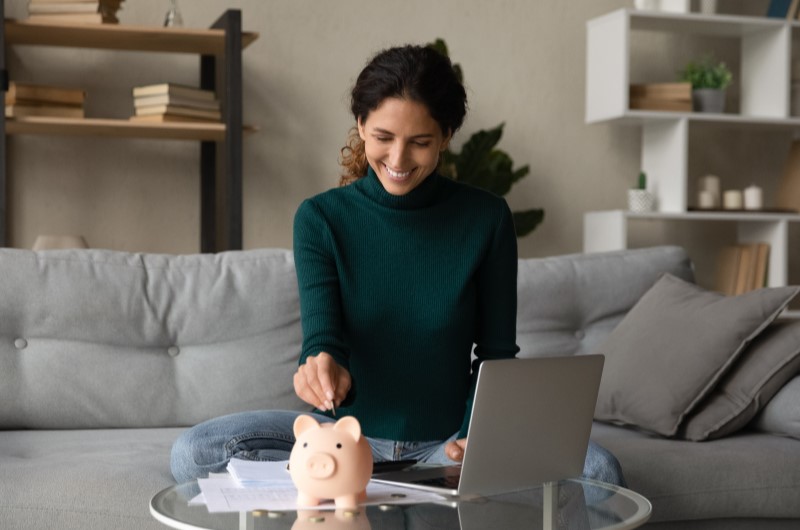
[296,491,322,507]
[334,492,361,510]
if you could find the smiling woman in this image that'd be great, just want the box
[170,44,626,490]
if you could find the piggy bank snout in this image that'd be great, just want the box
[304,452,337,479]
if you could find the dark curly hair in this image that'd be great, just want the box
[340,45,468,185]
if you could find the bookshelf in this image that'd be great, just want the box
[584,8,800,289]
[0,4,259,251]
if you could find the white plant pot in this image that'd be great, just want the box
[628,189,656,212]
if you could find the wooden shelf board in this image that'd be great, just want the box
[6,116,229,141]
[5,18,258,54]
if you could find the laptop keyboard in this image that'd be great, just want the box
[415,474,461,489]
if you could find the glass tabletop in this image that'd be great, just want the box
[150,478,651,530]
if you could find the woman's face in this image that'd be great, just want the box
[358,97,451,196]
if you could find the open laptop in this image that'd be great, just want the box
[371,355,604,497]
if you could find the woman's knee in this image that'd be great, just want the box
[584,441,627,487]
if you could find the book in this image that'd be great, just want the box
[753,243,770,290]
[129,114,220,123]
[766,0,793,17]
[27,13,116,24]
[29,3,105,14]
[134,104,221,120]
[629,83,692,99]
[789,0,800,18]
[5,103,85,119]
[5,82,86,106]
[132,84,216,102]
[734,244,757,295]
[30,0,104,3]
[133,93,220,111]
[715,245,741,296]
[629,97,692,112]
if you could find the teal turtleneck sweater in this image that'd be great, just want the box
[293,167,519,441]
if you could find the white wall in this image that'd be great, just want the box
[5,0,793,284]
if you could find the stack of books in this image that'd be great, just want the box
[27,0,124,25]
[715,243,770,296]
[130,84,222,123]
[5,82,86,119]
[629,82,692,112]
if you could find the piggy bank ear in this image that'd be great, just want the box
[333,416,362,442]
[293,414,321,437]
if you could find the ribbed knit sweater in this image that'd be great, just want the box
[293,166,519,441]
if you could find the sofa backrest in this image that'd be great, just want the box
[0,248,307,429]
[516,246,693,358]
[0,245,693,430]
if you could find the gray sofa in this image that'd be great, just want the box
[0,246,798,529]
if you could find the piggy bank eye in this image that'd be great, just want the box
[303,442,308,448]
[336,443,342,449]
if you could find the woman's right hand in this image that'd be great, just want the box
[294,352,352,412]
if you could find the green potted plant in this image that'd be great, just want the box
[678,55,733,113]
[427,39,544,237]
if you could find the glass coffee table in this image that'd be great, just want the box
[151,478,651,530]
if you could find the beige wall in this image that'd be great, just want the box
[4,0,795,287]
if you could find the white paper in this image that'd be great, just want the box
[226,458,294,487]
[196,475,447,513]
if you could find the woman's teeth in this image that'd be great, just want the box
[385,165,411,178]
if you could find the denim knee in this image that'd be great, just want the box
[169,410,327,483]
[584,441,626,487]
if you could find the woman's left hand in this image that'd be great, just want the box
[445,438,468,462]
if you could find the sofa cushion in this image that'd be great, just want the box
[753,375,800,440]
[590,421,800,523]
[0,248,306,429]
[680,319,800,441]
[594,274,798,437]
[516,246,693,359]
[0,428,181,530]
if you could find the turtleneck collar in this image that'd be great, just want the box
[357,165,442,210]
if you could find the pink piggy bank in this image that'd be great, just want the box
[289,415,373,509]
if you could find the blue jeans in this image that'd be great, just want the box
[170,410,626,487]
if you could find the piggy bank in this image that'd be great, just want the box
[289,415,373,509]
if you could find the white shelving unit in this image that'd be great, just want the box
[584,8,800,288]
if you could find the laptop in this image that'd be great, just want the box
[371,355,604,497]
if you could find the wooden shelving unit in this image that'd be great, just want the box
[0,5,259,251]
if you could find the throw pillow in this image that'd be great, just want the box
[594,273,798,437]
[753,375,800,440]
[679,319,800,441]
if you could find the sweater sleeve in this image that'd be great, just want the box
[458,200,520,438]
[293,199,350,369]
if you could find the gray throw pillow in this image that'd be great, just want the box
[594,273,798,437]
[753,376,800,440]
[680,319,800,441]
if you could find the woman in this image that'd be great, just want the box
[170,44,625,487]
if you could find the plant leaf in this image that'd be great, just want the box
[512,209,545,237]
